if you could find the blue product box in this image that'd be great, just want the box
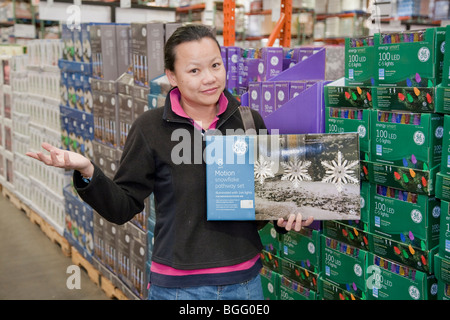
[205,133,360,221]
[60,72,69,107]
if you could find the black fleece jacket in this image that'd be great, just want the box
[74,88,271,270]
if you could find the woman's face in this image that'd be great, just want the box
[166,37,226,110]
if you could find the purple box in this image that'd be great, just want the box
[226,46,241,96]
[275,81,290,110]
[289,81,306,100]
[261,82,276,118]
[260,47,283,81]
[248,82,262,113]
[241,58,260,87]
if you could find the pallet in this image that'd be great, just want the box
[71,246,101,286]
[71,247,128,300]
[2,186,29,217]
[28,208,72,257]
[100,276,129,300]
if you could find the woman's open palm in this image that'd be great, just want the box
[26,142,93,177]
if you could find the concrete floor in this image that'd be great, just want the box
[0,191,110,300]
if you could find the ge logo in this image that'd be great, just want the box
[418,47,430,62]
[233,139,248,155]
[413,131,425,145]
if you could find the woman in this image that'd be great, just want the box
[27,24,313,300]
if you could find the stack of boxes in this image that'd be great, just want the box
[259,223,321,300]
[322,26,450,300]
[434,26,450,300]
[0,45,24,191]
[58,21,181,300]
[11,40,70,235]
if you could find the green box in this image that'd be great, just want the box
[345,36,376,86]
[375,28,437,87]
[324,78,373,109]
[435,84,450,114]
[435,27,447,85]
[280,227,321,273]
[260,250,281,273]
[440,115,450,175]
[322,183,371,250]
[367,253,437,300]
[260,266,280,300]
[369,184,440,250]
[368,233,438,274]
[436,172,450,201]
[318,277,363,300]
[279,257,319,292]
[439,201,450,260]
[321,235,369,298]
[372,86,435,112]
[279,276,317,300]
[437,280,450,300]
[434,254,450,284]
[258,222,282,256]
[323,220,370,251]
[370,110,443,170]
[441,26,450,87]
[366,161,439,195]
[325,106,370,160]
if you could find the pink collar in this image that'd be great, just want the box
[169,88,228,130]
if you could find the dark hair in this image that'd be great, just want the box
[164,24,221,72]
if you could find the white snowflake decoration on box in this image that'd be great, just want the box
[321,151,359,192]
[254,154,275,185]
[281,158,312,188]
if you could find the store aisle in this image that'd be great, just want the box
[0,192,110,300]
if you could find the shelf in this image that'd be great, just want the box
[316,11,370,21]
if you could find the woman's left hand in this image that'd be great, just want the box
[277,213,314,232]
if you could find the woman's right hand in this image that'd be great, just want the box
[26,142,94,178]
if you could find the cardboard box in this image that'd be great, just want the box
[248,81,262,113]
[369,233,438,274]
[375,28,437,87]
[205,133,360,221]
[258,222,282,256]
[366,160,438,195]
[372,85,435,112]
[321,235,369,298]
[439,201,450,260]
[345,36,375,86]
[131,22,165,88]
[90,23,118,81]
[367,252,437,300]
[261,81,275,118]
[260,250,281,273]
[259,47,283,81]
[325,106,370,160]
[279,276,317,300]
[324,78,373,109]
[280,257,319,292]
[370,111,443,170]
[260,266,280,300]
[280,227,321,273]
[370,184,440,250]
[318,277,363,300]
[441,25,450,87]
[434,254,450,285]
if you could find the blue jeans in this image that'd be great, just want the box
[148,274,264,300]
